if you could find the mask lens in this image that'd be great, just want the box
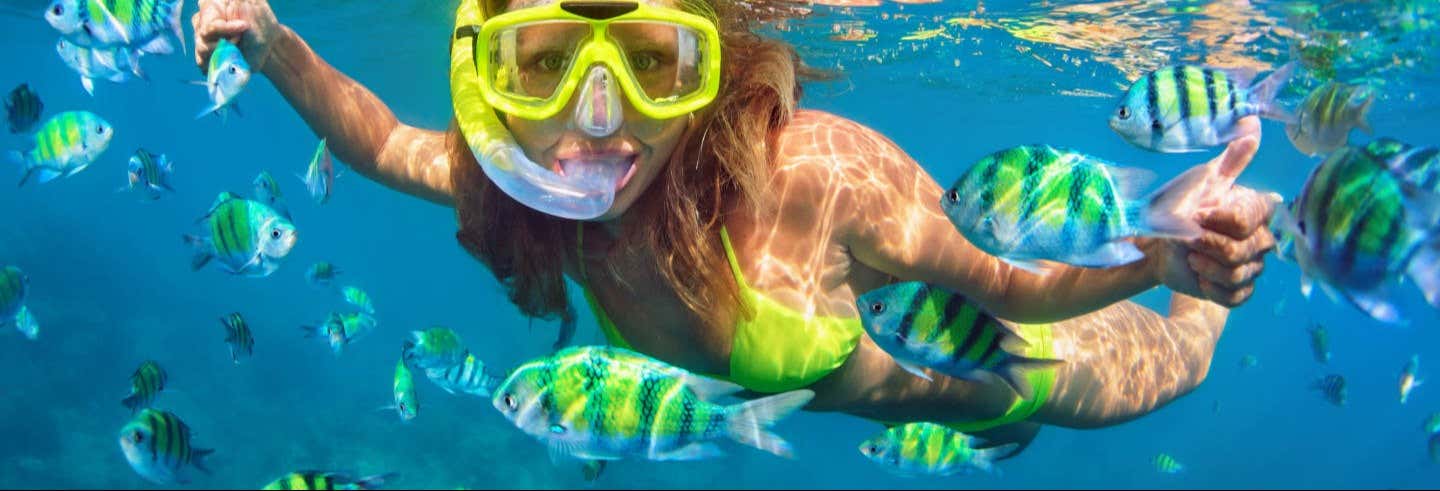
[609,21,708,104]
[489,21,591,101]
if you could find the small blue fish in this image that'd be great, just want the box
[5,84,43,134]
[122,149,174,200]
[341,286,375,314]
[1111,63,1296,153]
[118,409,214,485]
[305,262,342,288]
[253,171,291,219]
[1153,453,1185,474]
[300,312,377,355]
[1401,355,1423,404]
[45,0,186,55]
[183,192,298,277]
[298,139,335,204]
[1313,374,1347,407]
[0,266,28,323]
[9,111,113,187]
[195,39,249,120]
[14,306,39,341]
[56,38,145,96]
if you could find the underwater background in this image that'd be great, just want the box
[1,0,1438,488]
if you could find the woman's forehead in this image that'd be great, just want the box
[505,0,678,12]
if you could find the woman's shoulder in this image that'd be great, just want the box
[774,109,908,170]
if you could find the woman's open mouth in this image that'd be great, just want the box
[554,154,639,191]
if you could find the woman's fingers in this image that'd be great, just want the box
[1188,252,1265,289]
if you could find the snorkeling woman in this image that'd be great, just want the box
[192,0,1279,453]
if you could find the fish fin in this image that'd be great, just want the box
[970,443,1019,474]
[998,355,1065,400]
[681,374,745,400]
[1400,181,1440,230]
[1407,240,1440,311]
[231,100,243,118]
[166,0,187,55]
[183,234,213,271]
[1355,93,1376,135]
[120,393,143,412]
[724,389,814,459]
[190,448,215,475]
[128,51,148,81]
[1344,286,1406,325]
[28,166,65,184]
[1062,241,1145,268]
[1300,274,1314,299]
[1103,165,1158,201]
[1133,162,1207,240]
[80,76,95,96]
[999,257,1050,276]
[1210,66,1257,89]
[91,3,132,45]
[9,151,31,187]
[139,36,174,55]
[299,324,322,338]
[353,473,398,490]
[186,80,209,86]
[547,440,581,466]
[896,361,934,381]
[1249,61,1297,124]
[654,443,725,461]
[195,103,223,120]
[552,306,577,352]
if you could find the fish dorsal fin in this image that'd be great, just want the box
[681,374,744,401]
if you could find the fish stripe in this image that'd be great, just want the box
[1225,75,1237,112]
[895,283,930,341]
[952,305,986,365]
[1203,68,1218,122]
[1145,71,1161,147]
[1175,66,1193,125]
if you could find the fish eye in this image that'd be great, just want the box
[945,189,960,203]
[1117,106,1130,120]
[131,431,143,443]
[51,4,62,15]
[864,444,878,455]
[228,65,238,75]
[503,394,517,410]
[1151,119,1162,131]
[96,126,105,135]
[869,302,884,314]
[271,229,282,239]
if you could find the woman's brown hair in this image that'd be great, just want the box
[450,0,817,331]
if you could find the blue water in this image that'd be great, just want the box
[1,0,1438,488]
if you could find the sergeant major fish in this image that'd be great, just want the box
[122,148,174,200]
[118,409,214,485]
[857,422,1016,477]
[386,357,418,422]
[183,191,298,277]
[195,38,249,121]
[298,139,335,204]
[402,327,467,370]
[262,471,397,490]
[121,360,167,413]
[9,111,113,187]
[425,353,502,397]
[220,312,254,364]
[45,0,186,54]
[56,38,145,96]
[5,83,42,133]
[301,312,377,355]
[1111,63,1296,153]
[1286,82,1376,156]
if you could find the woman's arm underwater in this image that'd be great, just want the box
[192,0,454,206]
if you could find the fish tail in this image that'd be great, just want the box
[1355,92,1376,135]
[9,150,32,187]
[299,324,321,338]
[1131,163,1208,240]
[970,443,1020,473]
[723,389,814,459]
[182,234,213,271]
[353,473,399,490]
[168,0,188,55]
[1408,239,1440,311]
[120,393,143,412]
[190,448,214,475]
[1249,61,1297,124]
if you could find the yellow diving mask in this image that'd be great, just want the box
[450,0,722,219]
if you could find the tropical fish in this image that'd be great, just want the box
[857,422,1016,477]
[387,357,418,422]
[0,266,28,323]
[220,312,254,363]
[195,38,249,120]
[856,281,1062,398]
[580,460,607,483]
[942,145,1205,272]
[1285,82,1376,156]
[44,0,187,54]
[1271,146,1440,323]
[1425,413,1440,434]
[494,346,814,461]
[1402,355,1423,404]
[183,192,299,277]
[262,471,397,490]
[1313,374,1347,407]
[14,306,39,341]
[252,170,291,219]
[341,286,375,314]
[122,148,174,200]
[118,409,214,485]
[1110,63,1296,153]
[5,84,43,133]
[305,262,342,288]
[121,360,167,412]
[301,312,377,355]
[1363,138,1440,194]
[1309,323,1331,364]
[402,327,467,370]
[1431,433,1440,464]
[1239,354,1260,370]
[425,353,502,397]
[56,38,145,96]
[298,139,335,204]
[9,111,113,187]
[1153,453,1185,474]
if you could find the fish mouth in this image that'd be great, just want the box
[552,153,639,191]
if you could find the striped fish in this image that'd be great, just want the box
[262,471,397,490]
[1425,412,1440,434]
[1363,138,1440,194]
[44,0,186,54]
[121,360,166,413]
[1309,323,1331,364]
[580,460,607,482]
[341,286,375,314]
[0,266,27,321]
[1286,82,1376,156]
[1111,63,1296,153]
[196,38,249,121]
[402,327,467,370]
[1431,433,1440,464]
[5,84,43,134]
[387,357,419,421]
[183,191,298,277]
[1313,374,1347,407]
[122,148,174,200]
[1401,355,1423,404]
[857,422,1016,477]
[252,170,292,219]
[9,111,114,187]
[425,353,501,397]
[220,312,254,364]
[1272,146,1440,323]
[305,262,342,288]
[300,312,377,355]
[298,139,335,205]
[494,346,814,461]
[941,145,1204,272]
[1153,453,1185,474]
[56,38,145,96]
[14,306,39,341]
[856,281,1062,399]
[118,409,214,485]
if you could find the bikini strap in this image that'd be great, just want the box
[717,226,750,291]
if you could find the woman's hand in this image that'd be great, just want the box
[1148,116,1281,307]
[191,0,283,74]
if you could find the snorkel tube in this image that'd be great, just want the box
[450,0,627,220]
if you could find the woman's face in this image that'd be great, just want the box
[502,0,693,222]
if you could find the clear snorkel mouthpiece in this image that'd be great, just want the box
[574,65,625,138]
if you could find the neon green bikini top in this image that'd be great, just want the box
[576,224,865,393]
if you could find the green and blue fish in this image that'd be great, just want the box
[221,312,254,364]
[1309,323,1331,364]
[262,471,397,490]
[1153,453,1185,474]
[45,0,186,54]
[122,148,174,200]
[9,111,113,187]
[425,353,501,397]
[856,281,1062,398]
[1424,413,1440,434]
[1111,63,1295,153]
[341,286,375,314]
[118,409,213,485]
[13,306,39,341]
[301,312,377,355]
[5,83,43,134]
[1401,355,1423,404]
[387,357,419,422]
[942,145,1205,272]
[305,262,342,288]
[298,139,335,204]
[494,346,814,462]
[857,422,1016,477]
[1272,146,1440,323]
[0,266,29,325]
[183,191,298,277]
[1313,374,1347,407]
[403,327,467,370]
[56,38,146,96]
[196,38,249,120]
[1363,138,1440,195]
[121,360,167,413]
[1286,82,1375,156]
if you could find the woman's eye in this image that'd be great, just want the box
[537,53,567,72]
[630,52,660,71]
